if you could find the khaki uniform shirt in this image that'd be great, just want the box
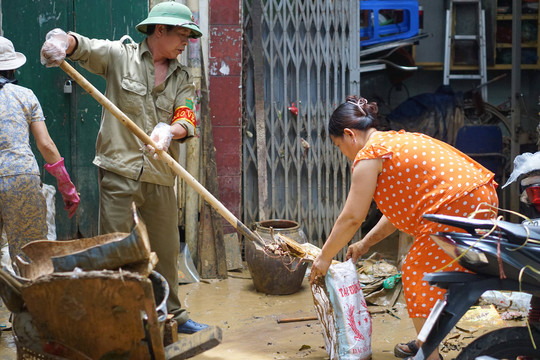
[68,33,196,186]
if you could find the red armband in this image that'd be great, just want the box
[171,106,196,128]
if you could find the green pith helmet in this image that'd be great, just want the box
[136,1,202,38]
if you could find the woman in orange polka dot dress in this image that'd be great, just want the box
[309,96,498,360]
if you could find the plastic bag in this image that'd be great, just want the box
[311,259,372,360]
[502,151,540,188]
[481,290,532,312]
[42,183,57,240]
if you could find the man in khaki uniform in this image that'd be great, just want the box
[40,1,208,334]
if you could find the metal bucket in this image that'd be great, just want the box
[149,271,169,322]
[149,271,169,337]
[245,220,308,295]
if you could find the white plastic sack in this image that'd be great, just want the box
[42,183,57,240]
[502,151,540,188]
[0,232,14,273]
[481,290,532,312]
[311,259,372,360]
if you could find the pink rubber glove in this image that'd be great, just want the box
[44,158,80,218]
[40,28,69,68]
[146,122,173,160]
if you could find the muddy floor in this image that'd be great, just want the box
[182,268,420,360]
[0,266,523,359]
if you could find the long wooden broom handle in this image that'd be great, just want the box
[59,61,264,246]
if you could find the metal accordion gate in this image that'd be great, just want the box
[242,0,361,259]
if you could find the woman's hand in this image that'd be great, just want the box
[346,216,397,262]
[309,255,332,285]
[346,240,370,262]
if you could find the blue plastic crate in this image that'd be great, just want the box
[455,125,505,175]
[360,0,419,47]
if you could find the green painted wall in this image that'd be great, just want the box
[1,0,148,239]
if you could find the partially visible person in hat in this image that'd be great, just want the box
[0,36,79,272]
[40,1,208,334]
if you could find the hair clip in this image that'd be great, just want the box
[347,97,368,116]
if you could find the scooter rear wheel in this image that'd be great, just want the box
[457,326,540,360]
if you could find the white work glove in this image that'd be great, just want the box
[40,28,69,67]
[146,122,173,160]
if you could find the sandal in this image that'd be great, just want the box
[394,340,419,358]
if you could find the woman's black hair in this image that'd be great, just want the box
[328,95,379,137]
[0,70,15,80]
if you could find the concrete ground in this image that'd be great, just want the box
[184,268,420,360]
[0,266,521,359]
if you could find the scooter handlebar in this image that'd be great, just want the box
[423,213,540,245]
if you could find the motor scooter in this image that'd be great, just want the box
[415,214,540,359]
[415,151,540,359]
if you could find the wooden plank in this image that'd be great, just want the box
[198,203,218,278]
[210,206,228,278]
[196,52,229,279]
[21,271,165,359]
[197,201,228,278]
[164,326,222,360]
[251,0,269,220]
[202,53,228,279]
[163,315,178,347]
[224,233,243,271]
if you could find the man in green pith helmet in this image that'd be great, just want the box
[40,1,208,334]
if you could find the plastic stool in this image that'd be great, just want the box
[360,0,419,47]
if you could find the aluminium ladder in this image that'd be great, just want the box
[443,0,488,100]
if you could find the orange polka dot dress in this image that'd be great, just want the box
[354,130,499,318]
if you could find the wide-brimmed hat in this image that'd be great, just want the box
[136,1,202,38]
[0,36,26,71]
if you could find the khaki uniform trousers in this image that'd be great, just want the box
[98,169,188,324]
